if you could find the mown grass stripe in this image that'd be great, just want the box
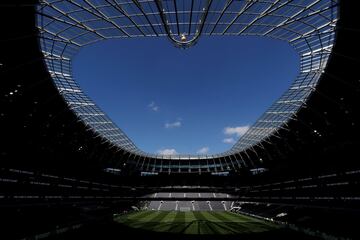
[199,220,214,234]
[164,221,189,233]
[173,211,186,223]
[137,210,164,222]
[204,221,222,234]
[184,211,197,222]
[198,211,223,222]
[207,211,237,222]
[126,211,173,232]
[150,211,172,223]
[208,221,240,234]
[192,211,208,221]
[182,220,198,234]
[161,211,178,223]
[116,210,156,224]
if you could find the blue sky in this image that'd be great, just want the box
[73,36,299,155]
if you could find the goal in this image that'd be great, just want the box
[179,207,191,212]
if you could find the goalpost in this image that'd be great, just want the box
[179,207,191,212]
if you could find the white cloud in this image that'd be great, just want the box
[165,120,182,129]
[157,148,178,155]
[223,125,250,137]
[148,101,159,112]
[197,147,209,154]
[223,138,235,144]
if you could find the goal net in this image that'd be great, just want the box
[179,207,191,212]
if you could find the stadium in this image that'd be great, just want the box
[0,0,359,239]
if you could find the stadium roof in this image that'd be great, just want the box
[36,0,338,160]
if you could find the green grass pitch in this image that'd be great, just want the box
[114,211,279,235]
